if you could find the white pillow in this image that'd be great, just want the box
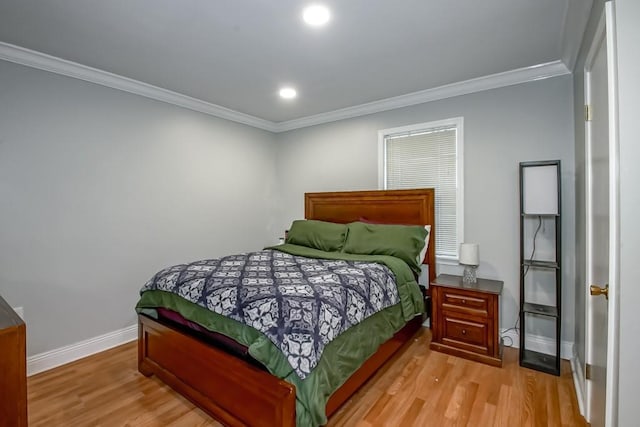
[417,225,432,266]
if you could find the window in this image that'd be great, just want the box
[378,117,464,262]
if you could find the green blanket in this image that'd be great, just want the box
[136,244,424,426]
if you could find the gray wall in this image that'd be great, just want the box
[275,76,576,344]
[615,0,640,424]
[0,60,278,355]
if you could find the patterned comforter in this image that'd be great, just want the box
[141,249,400,379]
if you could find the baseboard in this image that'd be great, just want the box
[27,324,137,376]
[570,344,586,417]
[500,329,573,359]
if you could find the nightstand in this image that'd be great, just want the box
[429,274,503,367]
[0,295,27,426]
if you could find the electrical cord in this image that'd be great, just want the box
[523,215,542,277]
[501,317,520,347]
[502,215,543,347]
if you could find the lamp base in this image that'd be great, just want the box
[462,265,478,284]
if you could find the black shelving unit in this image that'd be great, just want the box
[519,160,561,376]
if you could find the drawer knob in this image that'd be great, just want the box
[462,329,467,335]
[462,299,467,304]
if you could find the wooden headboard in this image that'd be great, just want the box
[305,189,436,284]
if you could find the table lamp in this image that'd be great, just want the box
[460,243,479,284]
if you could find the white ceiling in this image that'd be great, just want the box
[0,0,591,126]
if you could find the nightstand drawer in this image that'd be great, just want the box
[442,315,488,352]
[442,289,489,315]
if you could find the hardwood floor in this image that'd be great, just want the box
[27,327,586,426]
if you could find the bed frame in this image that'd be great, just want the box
[138,189,436,426]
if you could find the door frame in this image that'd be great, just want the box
[583,2,620,425]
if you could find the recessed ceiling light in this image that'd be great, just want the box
[303,4,330,27]
[279,87,297,99]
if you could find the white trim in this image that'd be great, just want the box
[583,3,620,426]
[456,119,465,255]
[559,0,573,69]
[0,42,569,134]
[377,128,387,191]
[436,255,460,266]
[0,42,278,133]
[500,329,573,359]
[560,0,594,72]
[27,324,137,376]
[571,344,587,417]
[583,11,602,422]
[275,61,569,132]
[604,3,620,426]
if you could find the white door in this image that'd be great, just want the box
[584,2,619,427]
[585,30,609,427]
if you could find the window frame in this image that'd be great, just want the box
[378,117,464,264]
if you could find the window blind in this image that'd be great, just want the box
[385,126,458,258]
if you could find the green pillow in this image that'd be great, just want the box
[285,220,348,252]
[343,221,429,275]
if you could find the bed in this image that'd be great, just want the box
[137,188,436,426]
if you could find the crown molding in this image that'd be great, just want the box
[274,60,571,132]
[0,42,277,132]
[560,0,593,72]
[1,42,571,134]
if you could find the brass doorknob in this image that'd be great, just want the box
[590,284,609,300]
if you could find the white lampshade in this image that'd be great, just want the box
[459,243,479,266]
[522,164,559,215]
